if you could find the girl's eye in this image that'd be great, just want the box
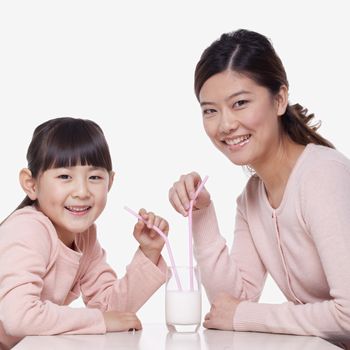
[58,175,70,180]
[233,100,248,108]
[90,175,103,180]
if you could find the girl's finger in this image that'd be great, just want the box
[146,211,155,228]
[133,221,145,239]
[138,208,148,221]
[159,219,169,234]
[153,216,161,228]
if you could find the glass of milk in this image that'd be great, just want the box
[165,266,201,332]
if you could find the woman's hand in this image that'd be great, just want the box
[103,311,142,332]
[203,293,240,330]
[168,172,211,216]
[133,208,169,265]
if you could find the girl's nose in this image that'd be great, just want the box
[72,180,91,199]
[219,109,239,134]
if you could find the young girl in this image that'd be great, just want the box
[169,29,350,348]
[0,117,169,349]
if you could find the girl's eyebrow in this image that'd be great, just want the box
[89,166,105,171]
[200,90,252,106]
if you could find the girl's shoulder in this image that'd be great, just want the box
[0,206,59,258]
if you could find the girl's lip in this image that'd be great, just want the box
[65,206,91,215]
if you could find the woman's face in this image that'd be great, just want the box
[198,70,287,169]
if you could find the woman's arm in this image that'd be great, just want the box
[227,161,350,343]
[192,199,267,303]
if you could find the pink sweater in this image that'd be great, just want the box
[192,144,350,347]
[0,207,167,349]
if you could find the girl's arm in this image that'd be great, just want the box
[0,216,106,338]
[78,227,166,313]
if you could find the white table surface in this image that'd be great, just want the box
[12,324,340,350]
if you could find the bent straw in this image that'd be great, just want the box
[124,206,182,291]
[188,175,209,290]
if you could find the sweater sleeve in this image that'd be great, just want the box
[192,200,267,303]
[0,216,106,338]
[234,160,350,343]
[79,230,166,312]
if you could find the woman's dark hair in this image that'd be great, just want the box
[16,117,113,210]
[194,29,334,148]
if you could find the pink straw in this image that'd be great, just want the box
[124,206,182,291]
[188,176,209,290]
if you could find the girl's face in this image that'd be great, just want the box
[32,165,113,240]
[199,70,287,170]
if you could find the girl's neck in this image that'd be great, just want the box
[252,138,306,208]
[55,228,76,250]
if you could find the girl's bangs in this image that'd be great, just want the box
[42,124,112,171]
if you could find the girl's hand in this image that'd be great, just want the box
[203,292,240,330]
[133,209,169,265]
[169,172,211,216]
[103,311,142,332]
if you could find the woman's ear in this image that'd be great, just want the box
[108,171,115,192]
[276,85,289,116]
[19,168,38,200]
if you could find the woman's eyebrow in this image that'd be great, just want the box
[200,90,251,106]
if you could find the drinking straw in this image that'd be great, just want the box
[124,206,182,291]
[188,176,209,290]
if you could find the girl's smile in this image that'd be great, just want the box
[64,205,92,216]
[29,165,113,247]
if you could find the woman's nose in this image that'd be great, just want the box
[219,109,239,134]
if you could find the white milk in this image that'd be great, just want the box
[166,290,201,325]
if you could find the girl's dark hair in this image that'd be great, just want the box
[194,29,334,148]
[16,117,113,210]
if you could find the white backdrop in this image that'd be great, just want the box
[1,0,349,323]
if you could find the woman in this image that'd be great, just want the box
[169,29,350,348]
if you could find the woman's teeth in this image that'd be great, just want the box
[225,135,251,145]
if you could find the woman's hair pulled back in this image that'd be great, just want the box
[194,29,333,148]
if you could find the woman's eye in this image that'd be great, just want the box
[234,100,248,108]
[202,108,217,117]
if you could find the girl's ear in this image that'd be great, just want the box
[276,85,289,116]
[19,168,38,200]
[108,171,115,192]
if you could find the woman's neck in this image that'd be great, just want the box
[252,138,306,208]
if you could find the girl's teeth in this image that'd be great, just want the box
[66,206,89,212]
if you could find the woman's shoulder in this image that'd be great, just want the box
[304,143,349,164]
[299,144,350,177]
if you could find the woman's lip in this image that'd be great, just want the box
[225,136,251,150]
[222,134,251,145]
